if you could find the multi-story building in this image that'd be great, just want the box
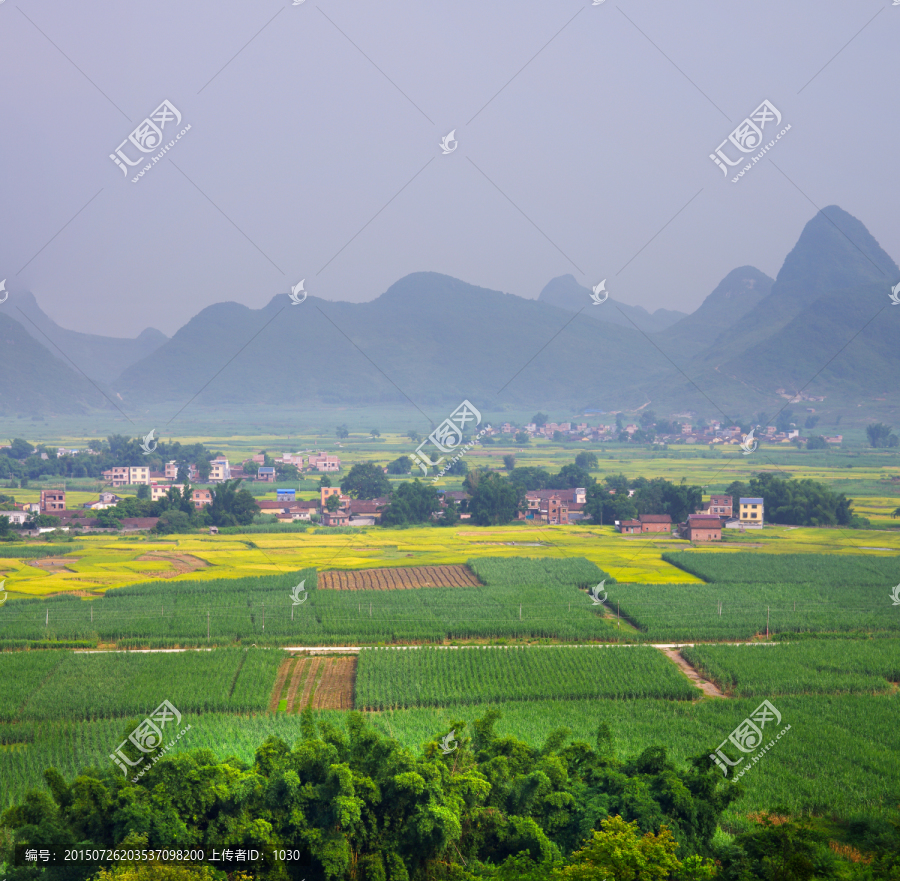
[739,497,764,526]
[209,458,231,482]
[103,466,150,486]
[309,454,341,472]
[40,490,66,514]
[705,495,733,517]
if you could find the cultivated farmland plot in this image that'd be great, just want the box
[319,565,480,590]
[681,640,900,696]
[355,645,699,708]
[0,648,282,721]
[0,557,619,647]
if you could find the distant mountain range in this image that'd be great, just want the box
[1,206,897,421]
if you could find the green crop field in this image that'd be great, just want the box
[2,694,898,823]
[663,551,900,584]
[355,645,699,708]
[681,640,900,696]
[0,558,626,647]
[606,580,898,642]
[0,647,282,721]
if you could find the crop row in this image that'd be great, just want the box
[662,552,900,585]
[2,694,899,821]
[681,640,900,696]
[355,645,698,708]
[0,648,283,721]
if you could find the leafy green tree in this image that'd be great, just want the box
[575,452,598,470]
[136,484,150,500]
[319,474,332,487]
[515,431,531,444]
[556,815,682,881]
[548,465,591,490]
[405,429,421,443]
[639,410,656,429]
[7,438,35,459]
[208,479,259,527]
[503,455,516,471]
[553,431,566,442]
[584,485,637,524]
[469,472,524,525]
[387,455,412,475]
[380,479,441,526]
[275,462,299,481]
[747,472,853,526]
[804,415,820,429]
[336,424,349,439]
[370,428,380,437]
[439,498,461,526]
[775,409,794,433]
[532,413,549,427]
[341,462,391,499]
[325,493,341,512]
[152,510,195,534]
[0,514,11,536]
[867,423,897,448]
[508,467,550,491]
[446,457,469,476]
[805,436,827,450]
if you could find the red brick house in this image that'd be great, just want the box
[705,495,733,517]
[640,514,672,534]
[40,490,66,513]
[322,509,350,526]
[684,513,722,541]
[618,519,641,534]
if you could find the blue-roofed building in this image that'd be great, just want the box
[739,497,764,527]
[276,488,296,500]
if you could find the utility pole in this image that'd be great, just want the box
[519,604,522,620]
[766,606,769,639]
[207,610,210,641]
[262,604,265,631]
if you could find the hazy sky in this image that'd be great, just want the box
[2,0,898,337]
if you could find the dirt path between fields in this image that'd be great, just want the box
[658,647,725,697]
[269,656,294,711]
[135,552,209,578]
[285,657,310,712]
[297,657,323,709]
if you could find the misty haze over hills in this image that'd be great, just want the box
[0,206,897,422]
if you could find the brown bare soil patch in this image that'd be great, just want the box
[658,647,725,697]
[311,657,357,709]
[30,557,79,572]
[285,657,311,712]
[297,657,323,708]
[269,656,294,712]
[320,565,480,591]
[135,552,209,578]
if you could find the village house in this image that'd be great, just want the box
[309,454,341,472]
[209,458,231,482]
[322,508,350,526]
[739,497,764,527]
[0,510,30,525]
[618,519,641,534]
[682,513,722,541]
[102,466,150,486]
[276,488,296,501]
[39,490,66,513]
[321,486,351,509]
[257,467,276,482]
[703,495,733,517]
[640,514,672,534]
